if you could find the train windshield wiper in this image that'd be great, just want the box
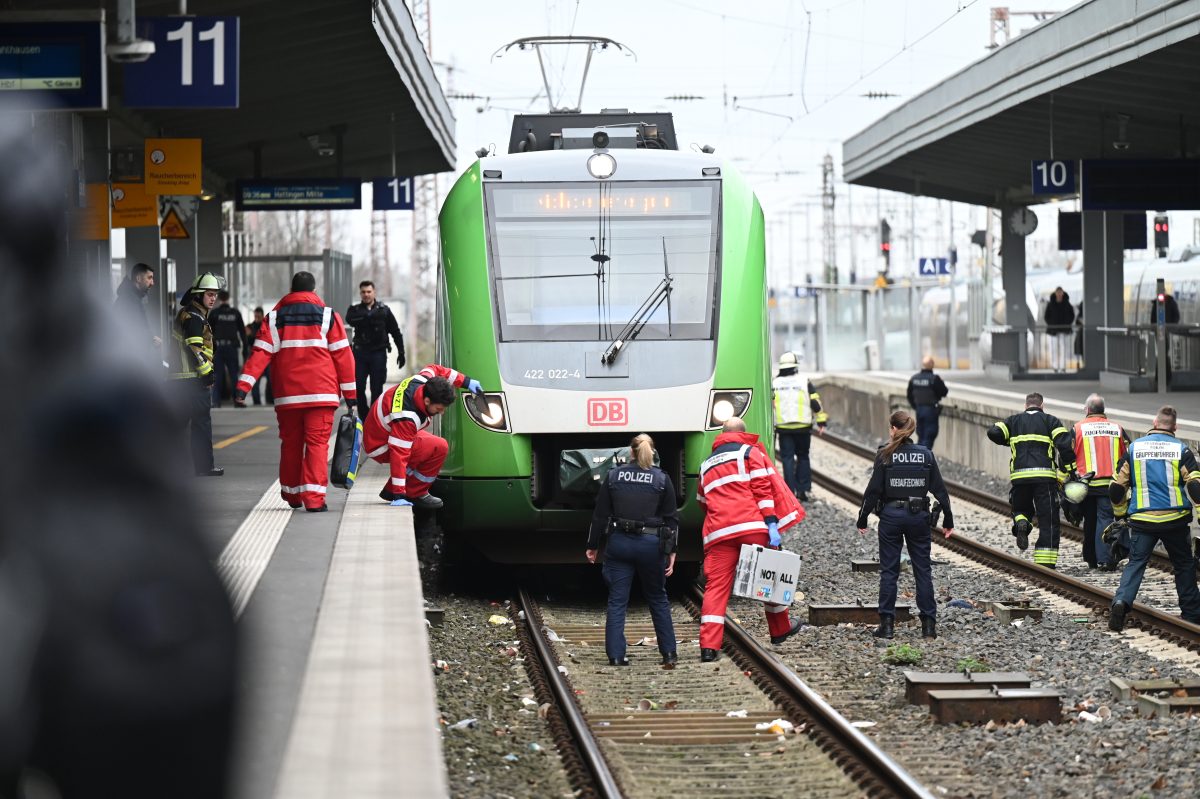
[600,246,673,366]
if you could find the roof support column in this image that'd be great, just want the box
[1081,210,1124,375]
[71,115,112,292]
[1000,205,1028,372]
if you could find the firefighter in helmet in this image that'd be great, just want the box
[169,272,224,477]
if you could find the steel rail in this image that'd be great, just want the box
[516,587,623,799]
[684,586,938,799]
[807,452,1200,652]
[818,431,1177,571]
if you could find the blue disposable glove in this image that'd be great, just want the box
[390,498,413,507]
[767,521,781,548]
[466,378,484,396]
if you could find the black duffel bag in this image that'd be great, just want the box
[330,411,363,488]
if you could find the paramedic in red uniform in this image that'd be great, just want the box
[363,363,486,509]
[697,417,805,662]
[234,271,357,512]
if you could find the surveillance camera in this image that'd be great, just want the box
[1112,141,1130,151]
[108,40,156,64]
[317,145,335,157]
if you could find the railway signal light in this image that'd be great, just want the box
[1153,214,1169,253]
[880,219,891,267]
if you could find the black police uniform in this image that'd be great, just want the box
[587,462,679,665]
[345,301,406,417]
[906,368,948,450]
[856,440,954,636]
[208,303,245,408]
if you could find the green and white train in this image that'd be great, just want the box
[434,111,773,563]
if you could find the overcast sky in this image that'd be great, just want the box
[434,0,1091,283]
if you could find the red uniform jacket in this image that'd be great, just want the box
[237,291,356,410]
[362,364,470,494]
[697,432,803,549]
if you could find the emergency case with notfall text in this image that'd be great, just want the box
[734,545,802,606]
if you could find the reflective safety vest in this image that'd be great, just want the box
[1127,432,1193,524]
[169,304,214,381]
[773,374,825,429]
[1073,415,1126,488]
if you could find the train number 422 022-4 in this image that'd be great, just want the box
[523,369,582,380]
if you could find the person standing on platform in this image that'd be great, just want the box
[696,417,804,662]
[987,392,1075,567]
[585,434,679,667]
[1107,405,1200,630]
[1070,394,1130,569]
[1148,292,1181,384]
[112,261,161,357]
[1044,286,1075,373]
[209,290,246,408]
[244,306,272,405]
[168,272,224,477]
[856,410,954,639]
[345,280,406,418]
[772,351,827,502]
[906,356,949,450]
[234,272,357,512]
[364,363,485,509]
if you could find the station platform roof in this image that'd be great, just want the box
[32,0,456,191]
[842,0,1200,206]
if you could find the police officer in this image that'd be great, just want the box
[209,289,246,408]
[345,280,406,417]
[906,355,948,450]
[585,434,679,667]
[244,306,272,404]
[1107,405,1200,631]
[772,351,827,501]
[168,273,223,477]
[857,411,954,639]
[987,392,1075,567]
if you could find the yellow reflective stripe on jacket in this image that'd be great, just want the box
[1011,468,1058,480]
[1050,426,1068,440]
[391,375,416,415]
[994,421,1009,439]
[1009,434,1052,444]
[184,336,204,345]
[1130,509,1192,524]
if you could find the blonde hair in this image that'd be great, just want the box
[879,410,916,462]
[631,433,656,469]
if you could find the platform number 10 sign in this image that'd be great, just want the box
[123,16,240,108]
[372,177,416,211]
[1031,159,1076,196]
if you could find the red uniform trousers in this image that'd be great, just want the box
[700,531,793,650]
[370,429,448,499]
[276,407,334,509]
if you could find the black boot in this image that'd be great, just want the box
[921,615,937,639]
[661,652,678,666]
[1109,601,1127,632]
[700,648,720,663]
[1013,518,1031,552]
[608,657,630,666]
[872,615,894,639]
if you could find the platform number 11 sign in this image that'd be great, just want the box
[123,16,240,108]
[372,177,415,211]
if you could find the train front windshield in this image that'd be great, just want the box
[485,181,720,342]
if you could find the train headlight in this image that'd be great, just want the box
[587,152,617,179]
[706,390,752,430]
[463,392,510,433]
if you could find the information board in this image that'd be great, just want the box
[0,20,106,109]
[236,179,362,211]
[1082,160,1200,210]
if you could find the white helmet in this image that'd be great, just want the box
[1062,472,1092,504]
[777,351,798,369]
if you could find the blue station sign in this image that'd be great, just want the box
[371,177,415,210]
[123,16,239,108]
[918,257,951,276]
[0,20,106,110]
[1031,159,1076,196]
[235,179,362,211]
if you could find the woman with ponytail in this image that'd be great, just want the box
[856,410,955,640]
[586,434,679,667]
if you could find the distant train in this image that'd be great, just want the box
[432,111,773,564]
[922,249,1200,370]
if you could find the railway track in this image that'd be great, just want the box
[814,432,1200,653]
[514,586,935,799]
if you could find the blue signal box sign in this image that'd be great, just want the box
[0,20,107,110]
[123,16,239,108]
[918,257,951,276]
[372,177,415,210]
[1031,159,1076,195]
[236,179,362,211]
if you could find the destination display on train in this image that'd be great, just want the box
[493,185,712,216]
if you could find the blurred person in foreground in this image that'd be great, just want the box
[0,106,237,798]
[585,434,678,667]
[235,272,356,512]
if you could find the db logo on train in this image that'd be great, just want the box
[587,397,629,427]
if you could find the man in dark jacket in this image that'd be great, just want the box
[1149,293,1181,384]
[209,290,246,408]
[112,262,160,355]
[1044,286,1075,373]
[345,280,406,417]
[906,356,948,450]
